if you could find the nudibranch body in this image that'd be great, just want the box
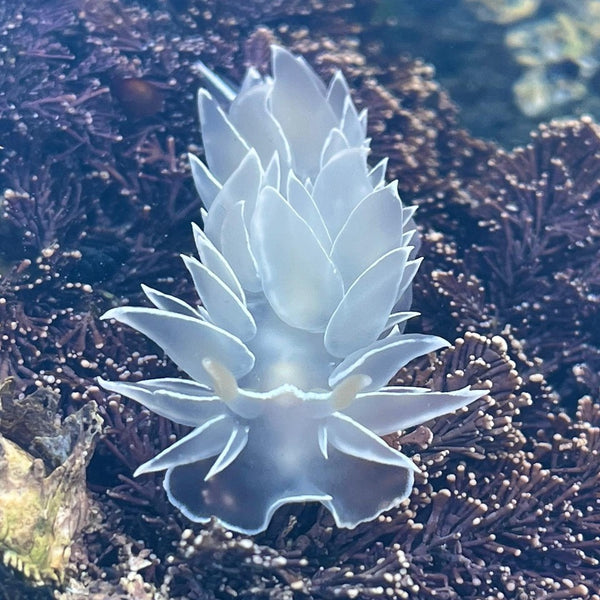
[100,47,484,534]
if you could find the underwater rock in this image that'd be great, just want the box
[466,0,540,24]
[505,7,600,116]
[0,380,102,584]
[512,64,587,117]
[505,12,597,69]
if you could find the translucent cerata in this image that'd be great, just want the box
[100,46,484,534]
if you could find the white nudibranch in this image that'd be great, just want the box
[99,46,485,534]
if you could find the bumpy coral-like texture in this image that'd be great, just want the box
[100,46,482,534]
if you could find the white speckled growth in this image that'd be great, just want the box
[100,46,484,534]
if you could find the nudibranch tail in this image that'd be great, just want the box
[100,45,485,534]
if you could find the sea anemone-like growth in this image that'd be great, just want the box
[0,380,102,587]
[100,46,483,534]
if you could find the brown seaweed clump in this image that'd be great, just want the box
[0,159,154,400]
[415,117,600,403]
